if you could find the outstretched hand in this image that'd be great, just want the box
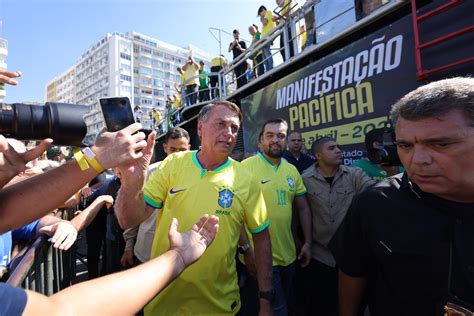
[0,135,52,188]
[168,215,219,267]
[39,221,78,251]
[0,69,22,85]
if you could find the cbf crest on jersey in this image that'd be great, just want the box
[218,189,234,208]
[287,176,295,189]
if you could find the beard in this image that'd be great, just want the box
[264,145,283,158]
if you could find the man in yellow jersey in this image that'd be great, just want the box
[239,119,312,316]
[115,101,274,315]
[276,0,296,61]
[209,54,227,99]
[258,5,277,71]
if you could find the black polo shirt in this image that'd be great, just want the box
[282,151,315,174]
[330,173,474,315]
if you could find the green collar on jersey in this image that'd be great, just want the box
[257,151,281,172]
[192,150,231,177]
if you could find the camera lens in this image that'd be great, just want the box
[0,102,90,146]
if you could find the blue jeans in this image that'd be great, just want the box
[262,44,273,72]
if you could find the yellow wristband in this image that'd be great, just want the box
[82,147,105,173]
[73,150,90,171]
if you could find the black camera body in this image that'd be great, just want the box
[0,102,90,146]
[367,121,401,166]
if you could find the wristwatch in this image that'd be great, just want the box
[238,243,250,254]
[259,289,276,303]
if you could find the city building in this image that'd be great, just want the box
[45,31,211,144]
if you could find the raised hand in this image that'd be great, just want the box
[0,135,52,188]
[168,215,219,267]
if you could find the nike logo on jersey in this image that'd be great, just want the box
[169,188,187,194]
[261,180,271,184]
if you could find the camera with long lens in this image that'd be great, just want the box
[367,121,401,166]
[0,102,90,146]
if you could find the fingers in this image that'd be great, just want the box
[50,223,77,250]
[59,230,78,250]
[193,214,210,232]
[144,131,157,155]
[0,70,22,85]
[169,217,179,236]
[0,135,9,152]
[122,122,143,135]
[39,225,54,236]
[21,138,53,163]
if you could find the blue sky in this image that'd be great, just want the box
[0,0,277,103]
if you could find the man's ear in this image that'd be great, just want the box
[197,120,203,138]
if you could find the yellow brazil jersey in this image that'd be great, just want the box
[279,0,294,17]
[241,152,306,267]
[262,10,276,36]
[211,56,227,67]
[183,64,199,86]
[143,151,268,315]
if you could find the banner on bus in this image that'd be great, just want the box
[241,14,420,164]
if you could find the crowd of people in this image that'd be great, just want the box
[1,65,473,316]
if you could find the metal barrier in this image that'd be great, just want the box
[6,211,76,295]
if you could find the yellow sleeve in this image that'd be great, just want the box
[144,156,173,208]
[244,175,269,234]
[265,10,272,22]
[294,171,307,196]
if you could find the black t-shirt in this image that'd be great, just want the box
[330,173,474,315]
[229,40,247,60]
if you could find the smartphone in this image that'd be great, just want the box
[99,97,136,132]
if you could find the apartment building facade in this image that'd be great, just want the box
[45,31,211,144]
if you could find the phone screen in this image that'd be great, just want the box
[99,97,135,132]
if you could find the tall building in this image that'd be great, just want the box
[0,37,8,102]
[45,31,211,144]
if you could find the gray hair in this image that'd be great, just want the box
[391,77,474,126]
[198,101,242,123]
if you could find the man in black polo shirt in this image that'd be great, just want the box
[282,131,315,174]
[330,77,474,315]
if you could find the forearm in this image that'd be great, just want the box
[70,199,105,232]
[123,226,139,251]
[298,206,312,245]
[339,270,367,316]
[36,214,62,234]
[0,160,97,234]
[114,179,147,229]
[24,249,186,315]
[252,229,273,291]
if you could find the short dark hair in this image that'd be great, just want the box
[311,136,336,154]
[288,130,302,138]
[259,118,288,141]
[199,60,205,65]
[198,101,242,123]
[233,29,239,34]
[391,77,474,126]
[364,128,384,150]
[257,5,267,16]
[164,127,190,144]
